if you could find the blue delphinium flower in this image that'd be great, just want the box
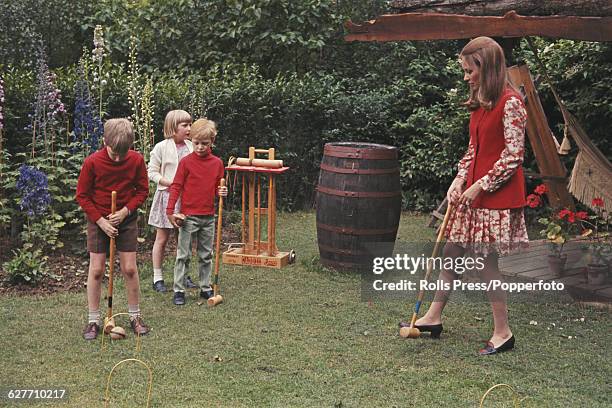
[16,165,52,216]
[73,66,103,153]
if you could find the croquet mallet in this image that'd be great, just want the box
[103,191,117,335]
[399,202,454,339]
[208,179,226,307]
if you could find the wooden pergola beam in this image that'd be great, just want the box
[345,11,612,42]
[389,0,612,17]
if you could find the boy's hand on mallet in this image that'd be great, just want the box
[108,207,129,226]
[218,185,228,197]
[169,213,186,228]
[96,217,118,238]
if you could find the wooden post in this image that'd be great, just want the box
[257,174,261,255]
[271,176,277,254]
[508,64,574,210]
[241,174,246,244]
[248,173,255,252]
[267,176,274,255]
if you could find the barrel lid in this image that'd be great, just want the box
[324,142,398,160]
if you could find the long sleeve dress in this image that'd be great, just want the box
[148,141,192,228]
[444,94,530,256]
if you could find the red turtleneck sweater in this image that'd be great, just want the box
[76,148,149,223]
[166,152,224,216]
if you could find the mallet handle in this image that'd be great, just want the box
[409,203,454,328]
[107,191,117,319]
[212,179,225,295]
[257,175,261,255]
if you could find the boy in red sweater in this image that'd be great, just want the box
[166,118,227,305]
[76,118,150,339]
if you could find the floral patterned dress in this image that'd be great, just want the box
[148,142,191,229]
[445,96,530,256]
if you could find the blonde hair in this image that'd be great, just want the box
[163,109,192,139]
[460,37,510,111]
[190,118,217,142]
[104,118,134,155]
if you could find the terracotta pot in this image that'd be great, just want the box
[586,264,609,285]
[547,254,567,277]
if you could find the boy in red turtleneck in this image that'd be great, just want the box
[166,118,227,306]
[76,118,150,340]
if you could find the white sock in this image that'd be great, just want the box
[88,309,100,324]
[128,304,140,321]
[153,268,163,283]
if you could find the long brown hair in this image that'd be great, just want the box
[460,37,509,111]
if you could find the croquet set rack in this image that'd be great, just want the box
[222,147,295,269]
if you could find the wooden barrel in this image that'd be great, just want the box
[316,142,401,271]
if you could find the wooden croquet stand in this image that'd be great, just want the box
[222,147,294,269]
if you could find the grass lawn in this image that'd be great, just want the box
[0,212,610,407]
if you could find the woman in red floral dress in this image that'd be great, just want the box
[402,37,529,355]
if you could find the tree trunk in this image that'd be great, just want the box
[390,0,612,17]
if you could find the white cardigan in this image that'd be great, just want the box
[147,139,193,191]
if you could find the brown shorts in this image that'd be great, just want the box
[87,214,139,253]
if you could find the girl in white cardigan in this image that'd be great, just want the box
[147,110,194,292]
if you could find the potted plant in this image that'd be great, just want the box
[581,198,610,285]
[538,209,584,277]
[527,184,584,277]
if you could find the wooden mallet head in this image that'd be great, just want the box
[399,326,421,339]
[207,295,224,307]
[103,317,116,335]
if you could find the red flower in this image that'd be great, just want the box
[558,209,572,219]
[575,211,588,220]
[526,194,541,208]
[591,197,604,207]
[534,184,548,195]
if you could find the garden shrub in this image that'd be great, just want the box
[0,3,609,215]
[1,1,610,291]
[3,248,49,284]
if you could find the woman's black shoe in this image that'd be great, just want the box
[398,322,443,338]
[479,335,515,355]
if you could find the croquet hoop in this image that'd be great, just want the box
[479,383,520,408]
[104,358,153,408]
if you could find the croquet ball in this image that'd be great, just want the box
[103,317,116,334]
[109,326,127,340]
